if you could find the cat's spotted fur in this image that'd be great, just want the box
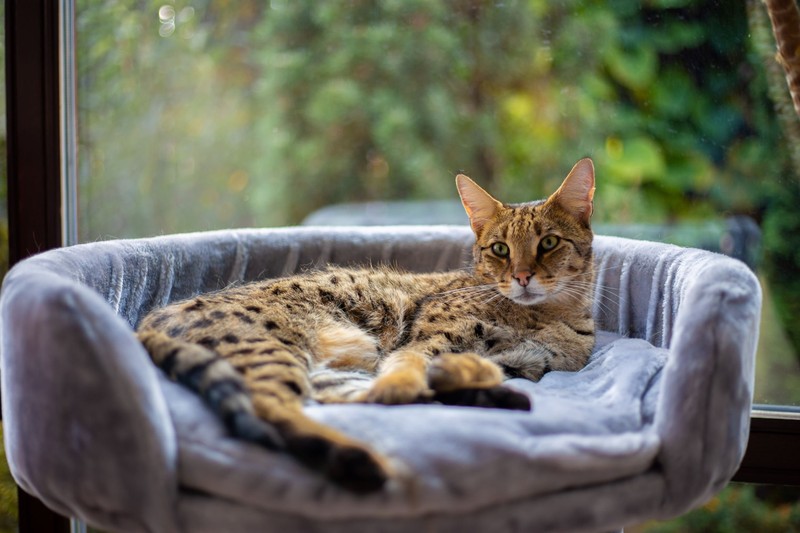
[137,158,597,493]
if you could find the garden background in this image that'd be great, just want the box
[1,0,800,529]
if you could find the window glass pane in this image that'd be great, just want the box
[75,1,800,406]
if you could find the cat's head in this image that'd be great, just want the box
[456,158,595,306]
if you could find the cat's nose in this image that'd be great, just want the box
[513,271,533,287]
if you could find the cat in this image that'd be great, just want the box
[137,157,596,494]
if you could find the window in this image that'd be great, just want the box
[77,2,799,405]
[6,0,800,529]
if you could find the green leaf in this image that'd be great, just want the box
[664,152,715,192]
[602,136,666,185]
[650,22,706,53]
[603,44,658,91]
[651,68,695,119]
[306,78,362,126]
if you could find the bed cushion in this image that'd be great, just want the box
[167,331,665,520]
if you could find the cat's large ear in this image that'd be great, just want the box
[456,174,503,235]
[549,158,595,225]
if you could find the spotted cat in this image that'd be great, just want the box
[137,158,596,493]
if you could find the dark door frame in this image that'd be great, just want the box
[6,0,69,530]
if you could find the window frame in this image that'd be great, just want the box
[736,410,800,484]
[4,0,799,529]
[6,1,70,530]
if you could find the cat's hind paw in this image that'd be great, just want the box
[433,385,532,411]
[286,434,389,493]
[326,445,389,494]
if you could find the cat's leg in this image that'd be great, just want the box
[309,368,374,403]
[234,338,391,493]
[249,393,391,493]
[363,347,433,405]
[138,329,285,448]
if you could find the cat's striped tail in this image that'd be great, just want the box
[138,328,391,493]
[137,328,286,450]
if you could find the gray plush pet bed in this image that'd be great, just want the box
[0,226,760,532]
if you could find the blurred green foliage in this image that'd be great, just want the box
[641,484,800,533]
[762,180,800,356]
[0,427,15,533]
[76,0,784,239]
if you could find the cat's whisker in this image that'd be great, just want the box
[561,265,619,281]
[436,284,496,297]
[483,292,507,307]
[553,282,606,301]
[579,286,621,306]
[557,282,610,301]
[554,284,616,319]
[558,275,619,295]
[442,286,502,304]
[566,284,620,301]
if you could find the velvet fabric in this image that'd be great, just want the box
[0,226,760,532]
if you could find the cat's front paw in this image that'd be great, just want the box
[427,352,504,392]
[365,373,432,405]
[434,386,532,411]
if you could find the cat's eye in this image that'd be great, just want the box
[540,235,560,251]
[491,242,510,257]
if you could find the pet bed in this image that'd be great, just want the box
[0,226,760,532]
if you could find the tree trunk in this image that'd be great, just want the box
[763,0,800,116]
